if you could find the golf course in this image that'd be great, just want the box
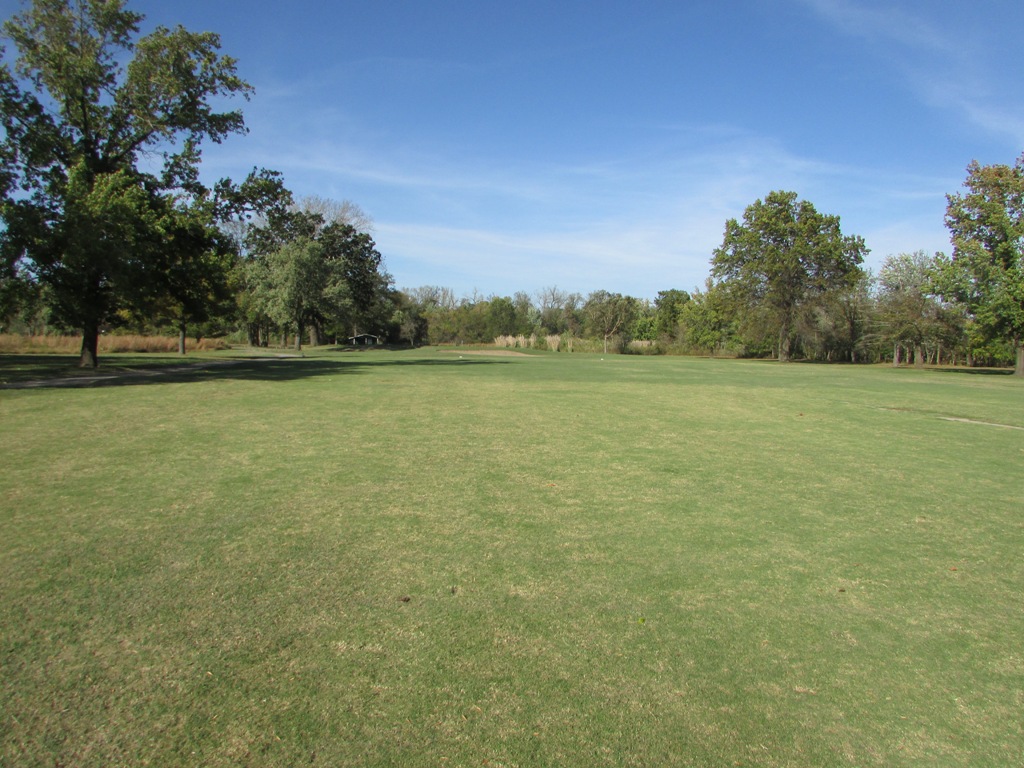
[2,348,1022,766]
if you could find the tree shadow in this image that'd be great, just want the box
[0,354,89,384]
[927,366,1016,376]
[0,353,508,390]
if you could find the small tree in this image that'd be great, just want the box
[653,289,690,341]
[152,206,234,356]
[392,291,427,347]
[583,290,637,353]
[679,280,736,356]
[484,296,518,339]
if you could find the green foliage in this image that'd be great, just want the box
[242,210,388,348]
[942,155,1024,374]
[261,236,330,349]
[535,286,582,336]
[0,0,262,366]
[711,190,868,361]
[629,310,656,341]
[583,289,638,353]
[484,295,518,339]
[653,288,690,340]
[678,280,736,355]
[873,251,951,366]
[799,275,875,362]
[391,290,428,346]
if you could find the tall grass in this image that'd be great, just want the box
[0,333,230,354]
[493,333,538,349]
[492,333,592,352]
[626,339,658,354]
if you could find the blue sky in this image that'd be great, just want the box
[4,0,1023,299]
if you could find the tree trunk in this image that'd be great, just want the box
[892,344,900,368]
[914,344,923,368]
[178,322,187,356]
[295,320,304,352]
[309,323,321,347]
[1016,343,1024,376]
[779,332,792,362]
[79,319,100,368]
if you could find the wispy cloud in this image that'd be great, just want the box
[195,23,961,299]
[361,132,954,297]
[797,0,1024,146]
[201,99,955,297]
[796,0,955,53]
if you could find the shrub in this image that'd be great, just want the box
[626,339,661,355]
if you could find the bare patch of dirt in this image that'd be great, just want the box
[940,417,1024,431]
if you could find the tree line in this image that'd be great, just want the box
[1,1,1022,374]
[386,247,997,370]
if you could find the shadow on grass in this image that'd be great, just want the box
[0,352,508,389]
[926,366,1017,376]
[789,358,1018,376]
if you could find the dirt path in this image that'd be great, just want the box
[939,416,1024,431]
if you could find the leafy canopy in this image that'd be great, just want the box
[941,155,1024,374]
[0,0,267,365]
[243,209,385,350]
[711,190,867,360]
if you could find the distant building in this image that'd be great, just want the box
[346,333,380,346]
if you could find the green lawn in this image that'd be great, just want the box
[2,349,1022,766]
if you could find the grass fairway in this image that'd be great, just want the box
[2,349,1022,766]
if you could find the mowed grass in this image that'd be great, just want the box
[2,349,1022,766]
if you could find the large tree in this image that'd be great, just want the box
[158,163,290,353]
[244,209,386,349]
[0,0,256,366]
[875,251,948,367]
[711,190,868,361]
[259,235,330,351]
[942,156,1024,375]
